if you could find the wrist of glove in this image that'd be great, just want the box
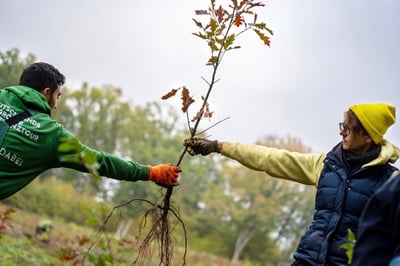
[183,138,219,156]
[148,164,180,187]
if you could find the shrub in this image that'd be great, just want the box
[4,177,106,225]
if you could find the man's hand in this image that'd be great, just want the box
[183,138,219,156]
[148,164,181,187]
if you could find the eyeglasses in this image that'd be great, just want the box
[339,122,351,135]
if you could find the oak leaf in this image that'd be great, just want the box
[161,88,178,100]
[191,108,204,122]
[234,15,245,27]
[215,5,225,23]
[195,9,209,15]
[181,87,195,113]
[204,102,214,120]
[254,29,271,46]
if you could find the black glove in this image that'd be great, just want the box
[184,138,219,156]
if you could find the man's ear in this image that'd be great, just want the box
[40,87,51,97]
[40,88,52,102]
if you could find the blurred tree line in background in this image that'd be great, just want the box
[0,48,316,265]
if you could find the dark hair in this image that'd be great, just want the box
[19,62,65,93]
[345,110,369,136]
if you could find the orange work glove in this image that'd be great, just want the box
[148,164,181,187]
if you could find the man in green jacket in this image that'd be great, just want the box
[0,62,180,200]
[184,103,399,265]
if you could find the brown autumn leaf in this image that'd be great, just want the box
[181,87,195,113]
[195,9,209,15]
[214,5,225,23]
[249,1,265,8]
[190,97,214,122]
[204,101,214,120]
[161,88,178,100]
[199,96,213,120]
[191,108,204,122]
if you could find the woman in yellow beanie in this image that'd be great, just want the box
[349,103,396,145]
[183,102,399,265]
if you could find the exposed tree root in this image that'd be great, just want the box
[82,196,187,266]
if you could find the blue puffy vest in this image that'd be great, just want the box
[293,148,397,265]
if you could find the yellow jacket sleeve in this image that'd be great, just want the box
[221,142,326,187]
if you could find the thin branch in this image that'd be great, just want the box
[195,116,231,136]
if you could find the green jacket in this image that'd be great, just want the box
[221,140,399,186]
[0,85,149,199]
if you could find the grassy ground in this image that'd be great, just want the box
[0,203,249,266]
[0,203,92,265]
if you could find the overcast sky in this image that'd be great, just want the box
[1,0,400,163]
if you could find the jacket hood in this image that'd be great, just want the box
[331,140,399,168]
[364,139,399,167]
[3,85,51,115]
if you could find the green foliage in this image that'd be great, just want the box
[340,228,355,265]
[4,177,107,225]
[0,48,36,89]
[55,83,129,153]
[59,234,115,266]
[0,234,60,265]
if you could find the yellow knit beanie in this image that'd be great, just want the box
[349,103,396,144]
